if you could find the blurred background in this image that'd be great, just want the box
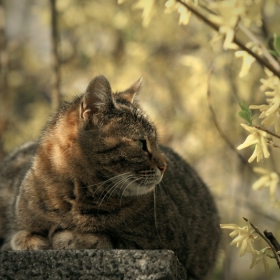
[0,0,280,278]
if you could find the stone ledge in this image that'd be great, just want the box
[0,249,187,280]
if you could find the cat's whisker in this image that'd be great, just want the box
[98,179,121,199]
[108,174,134,199]
[89,172,132,197]
[97,183,117,202]
[97,184,118,209]
[119,177,142,206]
[90,184,106,197]
[102,175,135,206]
[89,172,131,189]
[115,175,135,198]
[135,175,144,196]
[104,174,138,208]
[153,187,163,244]
[103,185,121,208]
[158,180,168,195]
[137,170,155,175]
[98,175,132,208]
[87,179,116,201]
[106,175,134,201]
[98,174,135,208]
[137,174,149,196]
[157,182,168,214]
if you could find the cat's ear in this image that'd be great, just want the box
[80,75,112,120]
[118,77,143,103]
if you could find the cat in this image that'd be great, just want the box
[0,75,221,279]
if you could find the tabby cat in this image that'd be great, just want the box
[0,75,220,279]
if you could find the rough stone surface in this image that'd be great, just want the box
[0,249,187,280]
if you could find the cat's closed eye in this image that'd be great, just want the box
[135,139,148,153]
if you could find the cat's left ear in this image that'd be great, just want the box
[80,75,113,121]
[118,77,143,103]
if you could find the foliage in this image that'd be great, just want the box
[269,34,280,58]
[238,100,254,126]
[122,0,280,277]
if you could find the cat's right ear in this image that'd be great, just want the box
[118,77,143,103]
[80,75,112,122]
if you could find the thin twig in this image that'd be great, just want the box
[176,0,280,78]
[243,217,280,268]
[50,0,61,111]
[206,67,254,174]
[238,23,280,72]
[254,125,280,140]
[266,138,280,149]
[264,230,280,253]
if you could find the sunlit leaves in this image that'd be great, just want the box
[208,0,245,50]
[273,34,280,54]
[133,0,155,27]
[165,0,193,26]
[238,100,254,125]
[269,34,280,58]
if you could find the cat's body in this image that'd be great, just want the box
[0,76,220,279]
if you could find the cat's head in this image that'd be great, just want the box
[77,75,167,197]
[42,75,167,198]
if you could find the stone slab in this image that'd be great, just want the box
[0,249,187,280]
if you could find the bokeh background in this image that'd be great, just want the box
[1,0,280,279]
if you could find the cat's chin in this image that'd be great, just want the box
[121,183,156,197]
[121,174,163,197]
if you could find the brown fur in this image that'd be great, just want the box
[0,75,220,279]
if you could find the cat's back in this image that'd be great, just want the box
[0,141,37,245]
[159,145,220,278]
[160,144,219,228]
[161,145,217,206]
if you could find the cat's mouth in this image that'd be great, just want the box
[94,169,163,198]
[120,168,163,197]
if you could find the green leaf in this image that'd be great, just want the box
[238,111,249,120]
[273,34,280,54]
[239,100,246,110]
[239,100,251,115]
[268,50,280,58]
[238,100,253,125]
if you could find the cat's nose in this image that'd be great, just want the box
[158,162,167,174]
[153,152,167,174]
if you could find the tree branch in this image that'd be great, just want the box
[50,0,62,111]
[237,23,279,72]
[206,67,255,175]
[176,0,280,78]
[264,230,280,253]
[254,125,280,140]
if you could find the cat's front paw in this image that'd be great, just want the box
[52,230,112,249]
[11,230,50,250]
